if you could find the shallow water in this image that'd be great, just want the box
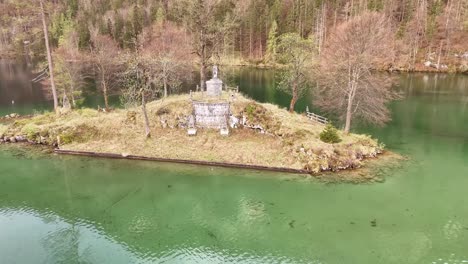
[1,65,468,263]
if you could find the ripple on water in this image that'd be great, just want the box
[150,244,317,264]
[431,254,468,264]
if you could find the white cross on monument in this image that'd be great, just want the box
[213,65,218,79]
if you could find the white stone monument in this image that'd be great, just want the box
[206,65,223,96]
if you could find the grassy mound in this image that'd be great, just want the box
[0,92,387,176]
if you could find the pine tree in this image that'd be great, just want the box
[114,12,125,48]
[77,19,90,50]
[265,20,278,63]
[132,5,144,37]
[107,18,114,38]
[124,19,135,49]
[67,0,78,18]
[99,18,109,35]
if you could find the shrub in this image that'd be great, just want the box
[58,124,99,145]
[319,124,341,143]
[21,123,40,140]
[59,131,74,145]
[156,107,171,116]
[243,103,273,127]
[354,134,377,146]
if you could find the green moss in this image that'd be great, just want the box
[59,124,100,145]
[245,103,256,119]
[243,103,280,132]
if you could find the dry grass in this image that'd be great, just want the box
[0,124,7,136]
[1,92,387,174]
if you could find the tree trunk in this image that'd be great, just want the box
[141,92,151,138]
[289,82,298,112]
[436,41,443,70]
[344,89,354,133]
[162,0,169,17]
[163,77,168,97]
[199,38,206,91]
[200,63,206,91]
[70,83,76,107]
[249,27,253,59]
[40,0,59,115]
[102,78,109,110]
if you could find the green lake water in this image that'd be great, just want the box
[1,65,468,263]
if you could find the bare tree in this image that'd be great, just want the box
[120,52,157,138]
[139,23,192,97]
[91,34,120,110]
[407,0,427,70]
[276,33,316,112]
[40,0,59,114]
[184,0,232,91]
[315,12,399,133]
[54,29,90,108]
[315,2,327,55]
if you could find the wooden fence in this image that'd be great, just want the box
[306,109,328,124]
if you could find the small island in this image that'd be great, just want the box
[0,68,391,182]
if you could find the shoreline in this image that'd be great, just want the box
[1,93,398,182]
[1,54,466,74]
[0,141,403,184]
[54,149,310,174]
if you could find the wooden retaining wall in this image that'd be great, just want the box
[54,149,309,175]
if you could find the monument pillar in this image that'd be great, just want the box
[206,65,223,97]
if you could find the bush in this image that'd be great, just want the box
[20,123,40,140]
[319,124,341,143]
[59,131,75,145]
[156,107,171,116]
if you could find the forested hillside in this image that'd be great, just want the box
[1,0,467,71]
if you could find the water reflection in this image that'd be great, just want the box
[1,64,468,263]
[0,60,49,115]
[0,207,315,264]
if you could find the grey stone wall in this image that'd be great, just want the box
[192,101,230,129]
[206,78,223,96]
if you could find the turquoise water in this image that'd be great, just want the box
[1,71,468,263]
